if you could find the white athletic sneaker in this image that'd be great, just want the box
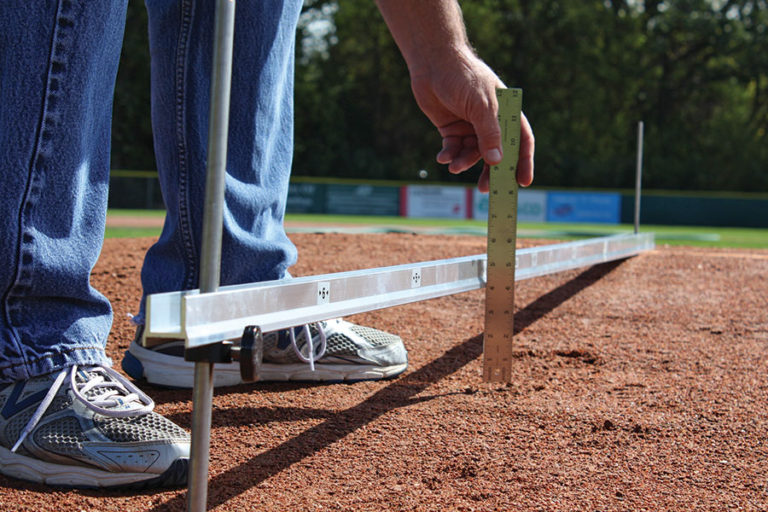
[122,318,408,388]
[0,365,189,488]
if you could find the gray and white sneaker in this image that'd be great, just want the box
[123,318,408,388]
[0,365,189,489]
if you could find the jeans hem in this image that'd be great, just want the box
[0,346,112,383]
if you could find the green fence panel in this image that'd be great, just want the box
[621,194,768,228]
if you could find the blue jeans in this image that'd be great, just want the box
[0,0,301,383]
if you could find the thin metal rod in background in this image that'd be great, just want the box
[634,120,644,234]
[188,1,236,511]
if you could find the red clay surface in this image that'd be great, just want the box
[1,233,767,511]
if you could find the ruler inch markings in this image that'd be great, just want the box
[483,88,522,383]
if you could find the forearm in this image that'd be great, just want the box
[375,0,473,76]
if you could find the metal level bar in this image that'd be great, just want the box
[188,1,236,511]
[143,232,654,350]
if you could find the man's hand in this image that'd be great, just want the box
[376,0,534,191]
[410,48,535,191]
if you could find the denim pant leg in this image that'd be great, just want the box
[136,0,302,322]
[0,1,128,382]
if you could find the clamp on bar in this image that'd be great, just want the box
[232,326,263,382]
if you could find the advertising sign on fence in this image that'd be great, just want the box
[325,184,400,216]
[287,182,325,214]
[472,189,547,222]
[546,191,621,224]
[401,185,470,219]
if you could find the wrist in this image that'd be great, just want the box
[406,42,476,80]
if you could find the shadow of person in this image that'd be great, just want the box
[146,258,627,511]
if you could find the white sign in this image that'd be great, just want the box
[402,186,469,218]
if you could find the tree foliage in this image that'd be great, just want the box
[113,0,768,192]
[113,1,154,171]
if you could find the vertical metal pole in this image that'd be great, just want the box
[188,1,235,511]
[634,121,644,234]
[188,364,215,512]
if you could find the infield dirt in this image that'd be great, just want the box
[1,233,766,511]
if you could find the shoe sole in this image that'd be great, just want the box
[0,446,188,489]
[123,340,407,389]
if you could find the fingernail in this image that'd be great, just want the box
[487,148,502,163]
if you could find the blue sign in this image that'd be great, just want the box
[546,192,621,224]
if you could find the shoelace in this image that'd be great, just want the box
[11,365,154,453]
[288,322,327,371]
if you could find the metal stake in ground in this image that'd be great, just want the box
[187,1,236,511]
[634,120,644,234]
[483,88,522,383]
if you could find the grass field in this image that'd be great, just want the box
[105,210,768,248]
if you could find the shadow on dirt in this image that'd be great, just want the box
[145,258,626,511]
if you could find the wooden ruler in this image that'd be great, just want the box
[483,88,522,382]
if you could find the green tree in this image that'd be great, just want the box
[294,0,438,181]
[112,0,768,193]
[112,1,154,171]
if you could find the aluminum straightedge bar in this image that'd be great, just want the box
[143,233,654,349]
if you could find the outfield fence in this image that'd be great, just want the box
[109,172,768,228]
